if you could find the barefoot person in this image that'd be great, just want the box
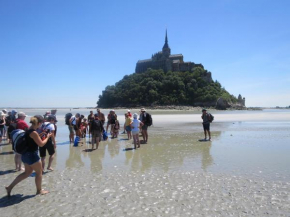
[140,108,152,144]
[201,108,211,141]
[91,114,104,150]
[131,113,143,149]
[14,112,29,171]
[124,113,132,140]
[5,115,52,196]
[39,115,57,172]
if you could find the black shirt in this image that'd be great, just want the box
[26,129,38,152]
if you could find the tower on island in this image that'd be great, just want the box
[135,30,204,73]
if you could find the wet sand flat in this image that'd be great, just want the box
[0,109,290,216]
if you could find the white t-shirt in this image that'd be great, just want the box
[70,116,76,125]
[131,119,141,133]
[43,122,55,132]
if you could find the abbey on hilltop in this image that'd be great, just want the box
[135,30,204,73]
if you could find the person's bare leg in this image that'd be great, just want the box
[204,130,207,140]
[6,163,33,196]
[136,136,140,148]
[15,154,23,171]
[96,137,99,150]
[144,130,148,143]
[92,136,96,150]
[30,161,49,195]
[47,154,54,170]
[41,157,46,172]
[208,130,211,141]
[142,130,145,142]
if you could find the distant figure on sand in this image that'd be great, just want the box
[201,108,212,141]
[5,115,52,196]
[131,113,143,149]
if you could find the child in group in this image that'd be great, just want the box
[81,118,88,138]
[131,113,143,149]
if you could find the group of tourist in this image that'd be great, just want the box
[66,108,152,150]
[1,109,58,196]
[2,107,213,198]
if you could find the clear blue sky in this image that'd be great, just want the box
[1,0,289,107]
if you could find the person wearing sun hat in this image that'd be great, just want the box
[140,108,153,144]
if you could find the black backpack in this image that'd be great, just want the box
[65,113,73,125]
[91,119,102,131]
[147,113,153,126]
[208,113,214,123]
[11,129,28,154]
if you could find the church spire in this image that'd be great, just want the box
[162,29,171,56]
[163,29,169,49]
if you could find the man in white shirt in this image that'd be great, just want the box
[39,115,57,172]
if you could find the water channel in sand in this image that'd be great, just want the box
[1,108,289,181]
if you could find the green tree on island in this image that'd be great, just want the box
[97,67,237,108]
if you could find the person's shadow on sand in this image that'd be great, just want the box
[0,169,17,176]
[0,194,35,208]
[0,151,14,155]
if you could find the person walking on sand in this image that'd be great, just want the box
[91,114,104,150]
[201,108,212,141]
[5,115,52,196]
[39,115,57,172]
[131,113,143,149]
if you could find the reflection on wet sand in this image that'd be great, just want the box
[122,132,217,173]
[66,145,85,169]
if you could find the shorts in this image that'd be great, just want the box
[92,130,101,138]
[132,131,139,136]
[125,126,131,132]
[92,130,101,143]
[110,119,116,124]
[68,125,74,134]
[73,125,78,131]
[39,140,55,157]
[203,123,210,131]
[21,151,40,165]
[142,124,148,130]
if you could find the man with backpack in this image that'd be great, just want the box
[140,108,152,144]
[39,115,57,171]
[201,108,213,141]
[65,113,74,143]
[90,113,104,150]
